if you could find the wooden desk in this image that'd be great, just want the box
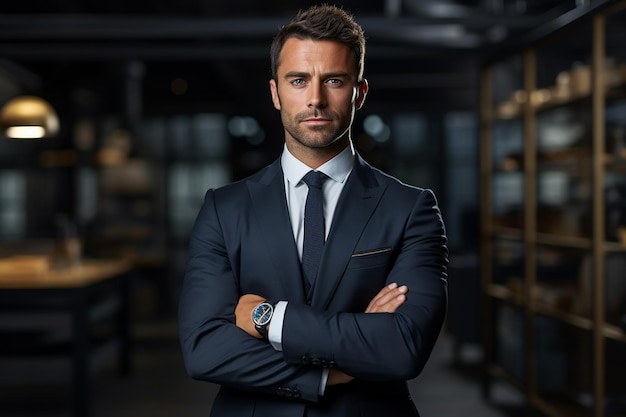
[0,259,133,417]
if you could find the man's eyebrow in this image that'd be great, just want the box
[283,71,351,79]
[284,71,309,78]
[323,72,351,79]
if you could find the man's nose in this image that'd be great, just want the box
[308,80,327,108]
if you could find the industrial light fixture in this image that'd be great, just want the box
[0,95,60,139]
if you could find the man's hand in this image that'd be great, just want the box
[327,369,354,385]
[235,294,266,338]
[365,282,408,313]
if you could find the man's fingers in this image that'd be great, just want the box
[367,282,399,307]
[364,285,392,312]
[365,283,408,313]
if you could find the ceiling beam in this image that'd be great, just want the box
[0,14,549,41]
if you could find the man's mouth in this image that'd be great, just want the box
[302,118,331,127]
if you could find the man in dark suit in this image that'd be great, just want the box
[178,4,448,417]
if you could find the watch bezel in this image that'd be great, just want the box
[252,301,274,327]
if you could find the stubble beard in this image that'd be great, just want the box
[282,107,354,150]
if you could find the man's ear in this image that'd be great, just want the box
[269,79,281,110]
[355,79,369,110]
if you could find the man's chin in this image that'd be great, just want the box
[298,134,335,148]
[308,137,349,151]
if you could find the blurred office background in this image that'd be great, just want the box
[1,1,625,416]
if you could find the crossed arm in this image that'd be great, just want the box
[235,282,409,385]
[180,187,448,401]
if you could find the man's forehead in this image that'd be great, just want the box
[276,38,357,75]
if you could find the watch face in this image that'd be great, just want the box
[252,302,274,326]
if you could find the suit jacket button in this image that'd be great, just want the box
[311,358,321,366]
[301,355,310,364]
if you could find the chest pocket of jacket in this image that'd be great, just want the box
[347,247,393,270]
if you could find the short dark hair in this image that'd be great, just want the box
[270,4,366,82]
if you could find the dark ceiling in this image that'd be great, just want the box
[0,0,591,118]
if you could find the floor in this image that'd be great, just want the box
[0,316,524,417]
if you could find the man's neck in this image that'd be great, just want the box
[285,137,352,170]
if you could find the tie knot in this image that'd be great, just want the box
[302,170,328,189]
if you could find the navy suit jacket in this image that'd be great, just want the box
[178,154,448,417]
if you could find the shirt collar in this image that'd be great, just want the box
[281,143,354,187]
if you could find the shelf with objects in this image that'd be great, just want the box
[480,1,626,416]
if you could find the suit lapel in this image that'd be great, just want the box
[311,156,386,309]
[247,160,308,303]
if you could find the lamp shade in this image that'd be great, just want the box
[0,95,60,139]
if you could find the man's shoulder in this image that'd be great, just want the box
[357,157,426,193]
[213,159,281,197]
[354,158,441,214]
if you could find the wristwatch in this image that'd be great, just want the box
[252,300,276,338]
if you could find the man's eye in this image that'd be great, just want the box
[291,79,305,86]
[327,79,343,86]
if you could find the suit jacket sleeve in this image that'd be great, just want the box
[178,189,323,402]
[281,187,448,381]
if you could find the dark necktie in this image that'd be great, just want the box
[301,170,328,290]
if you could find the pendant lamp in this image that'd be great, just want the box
[0,95,60,139]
